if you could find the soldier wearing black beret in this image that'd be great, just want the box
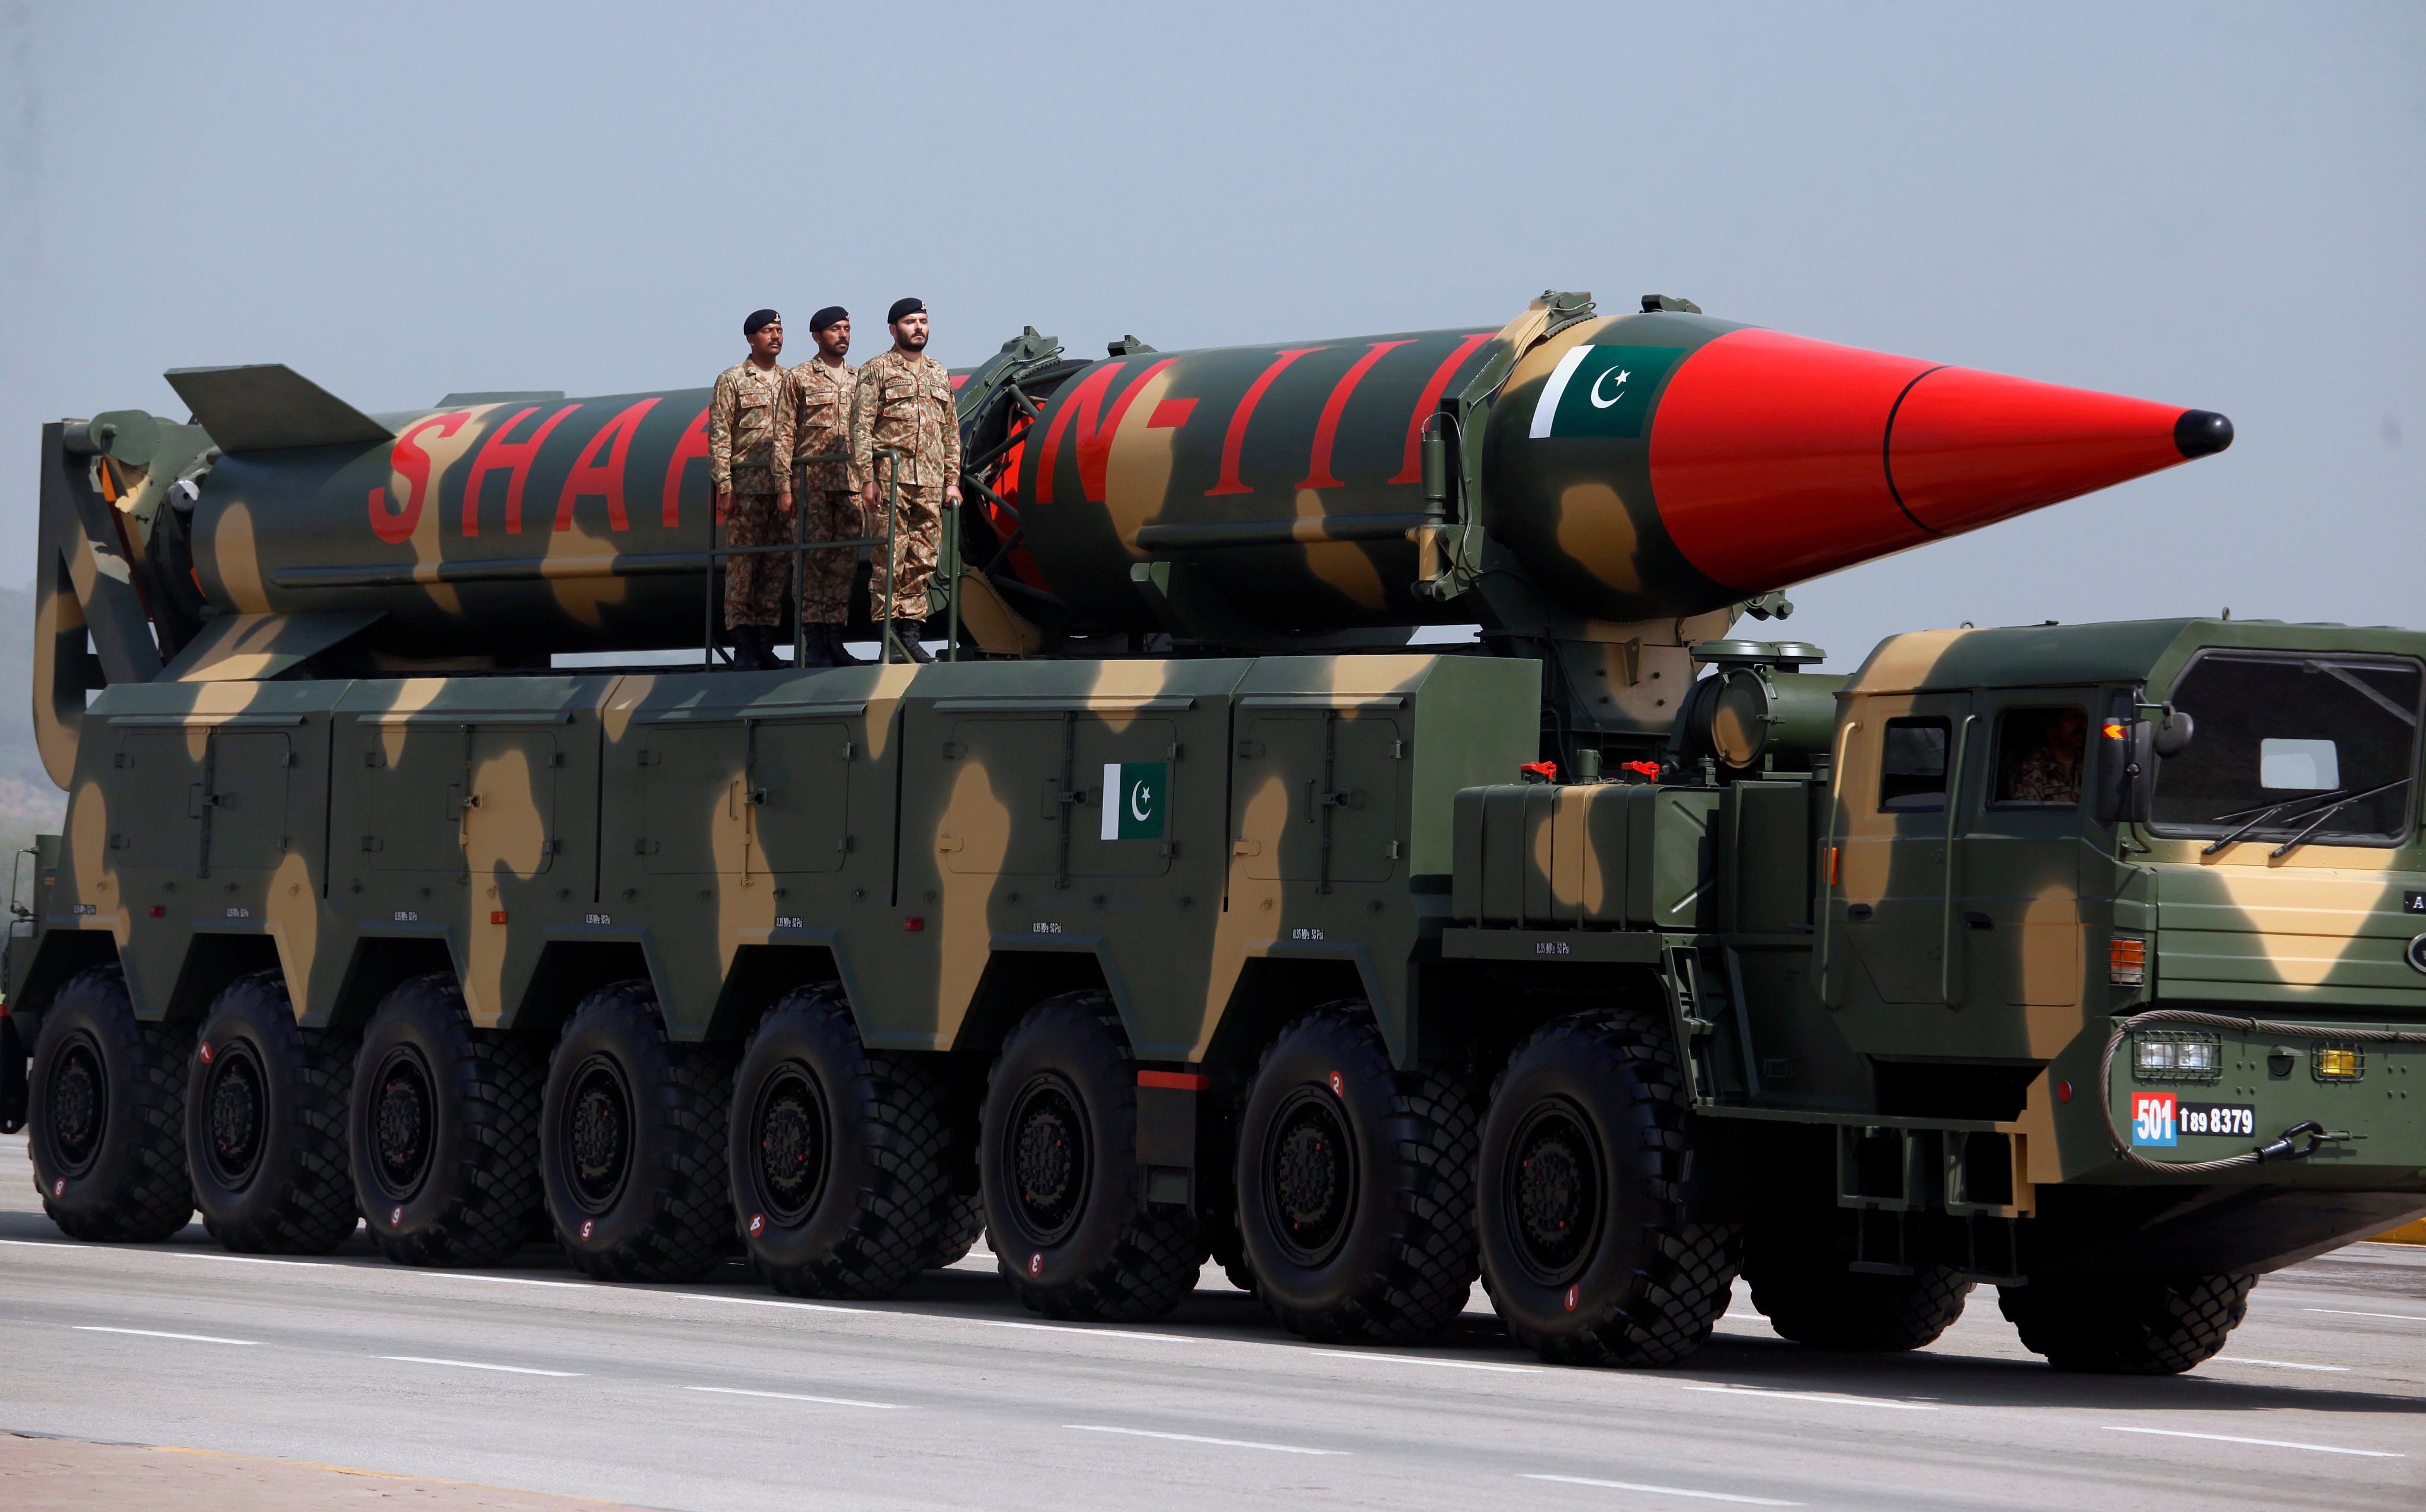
[848,300,960,664]
[709,309,793,669]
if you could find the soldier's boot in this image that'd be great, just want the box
[887,620,934,665]
[796,624,837,669]
[731,625,773,671]
[826,625,868,667]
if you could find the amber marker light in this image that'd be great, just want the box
[2315,1045,2363,1079]
[2109,935,2146,986]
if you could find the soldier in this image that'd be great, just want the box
[710,308,794,671]
[851,297,962,664]
[783,306,864,668]
[2005,706,2088,804]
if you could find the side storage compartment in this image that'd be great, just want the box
[1451,783,1720,931]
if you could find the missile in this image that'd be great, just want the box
[143,295,2227,661]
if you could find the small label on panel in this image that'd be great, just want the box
[2179,1103,2255,1138]
[2130,1091,2178,1148]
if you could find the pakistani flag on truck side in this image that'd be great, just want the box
[1101,761,1168,840]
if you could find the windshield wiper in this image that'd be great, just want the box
[2202,789,2348,854]
[2269,777,2412,858]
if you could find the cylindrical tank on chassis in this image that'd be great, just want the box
[184,309,2226,655]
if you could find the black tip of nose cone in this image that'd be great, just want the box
[2175,409,2233,458]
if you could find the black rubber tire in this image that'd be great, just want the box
[27,965,193,1242]
[542,981,733,1282]
[922,1196,986,1270]
[1234,1008,1478,1343]
[1743,1235,1973,1351]
[1476,1010,1741,1368]
[186,971,358,1254]
[979,991,1204,1321]
[350,973,544,1267]
[729,985,960,1298]
[1998,1272,2256,1375]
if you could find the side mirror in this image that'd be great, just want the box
[2096,717,2156,825]
[2153,706,2195,758]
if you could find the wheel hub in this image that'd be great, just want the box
[1265,1088,1355,1265]
[565,1056,633,1212]
[1507,1100,1601,1283]
[369,1046,436,1201]
[46,1034,105,1177]
[203,1042,268,1189]
[753,1063,828,1226]
[1007,1075,1087,1244]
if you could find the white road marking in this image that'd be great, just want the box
[1525,1472,1801,1505]
[2102,1426,2402,1459]
[377,1355,582,1377]
[1681,1385,1935,1411]
[73,1325,256,1346]
[1308,1350,1539,1374]
[1065,1424,1345,1455]
[2210,1356,2351,1372]
[687,1385,902,1410]
[2303,1307,2426,1324]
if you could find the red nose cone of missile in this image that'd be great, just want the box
[1648,329,2230,594]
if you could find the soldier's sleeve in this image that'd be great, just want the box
[848,364,879,488]
[773,369,799,489]
[709,368,736,491]
[939,363,962,487]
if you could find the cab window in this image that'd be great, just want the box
[1992,706,2088,808]
[1879,717,1950,811]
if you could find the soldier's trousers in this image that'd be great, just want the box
[870,481,942,623]
[800,489,866,624]
[723,492,790,629]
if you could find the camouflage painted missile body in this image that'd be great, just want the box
[15,289,2424,1379]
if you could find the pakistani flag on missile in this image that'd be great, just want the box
[1527,342,1687,440]
[1101,761,1168,840]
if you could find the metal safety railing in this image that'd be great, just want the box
[697,447,961,669]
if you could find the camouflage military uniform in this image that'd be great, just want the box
[710,359,794,629]
[850,348,960,623]
[2008,751,2081,804]
[783,356,862,625]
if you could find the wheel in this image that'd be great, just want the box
[729,985,960,1298]
[979,991,1204,1321]
[1742,1233,1972,1351]
[1476,1010,1741,1367]
[1233,1008,1477,1343]
[186,971,358,1254]
[27,966,193,1242]
[541,980,733,1282]
[921,1196,986,1270]
[350,973,543,1267]
[1999,1272,2256,1375]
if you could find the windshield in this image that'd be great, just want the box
[2149,652,2422,847]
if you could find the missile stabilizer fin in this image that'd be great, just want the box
[164,364,393,453]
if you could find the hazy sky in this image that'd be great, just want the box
[0,0,2417,668]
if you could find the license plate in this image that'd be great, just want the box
[2180,1103,2256,1138]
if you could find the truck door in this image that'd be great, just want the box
[1958,693,2088,1008]
[1828,693,1975,1005]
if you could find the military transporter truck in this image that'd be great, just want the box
[9,291,2424,1375]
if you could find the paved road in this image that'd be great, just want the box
[1,1133,2418,1510]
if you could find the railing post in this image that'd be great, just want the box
[944,492,961,662]
[880,448,904,666]
[701,478,719,670]
[789,463,807,666]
